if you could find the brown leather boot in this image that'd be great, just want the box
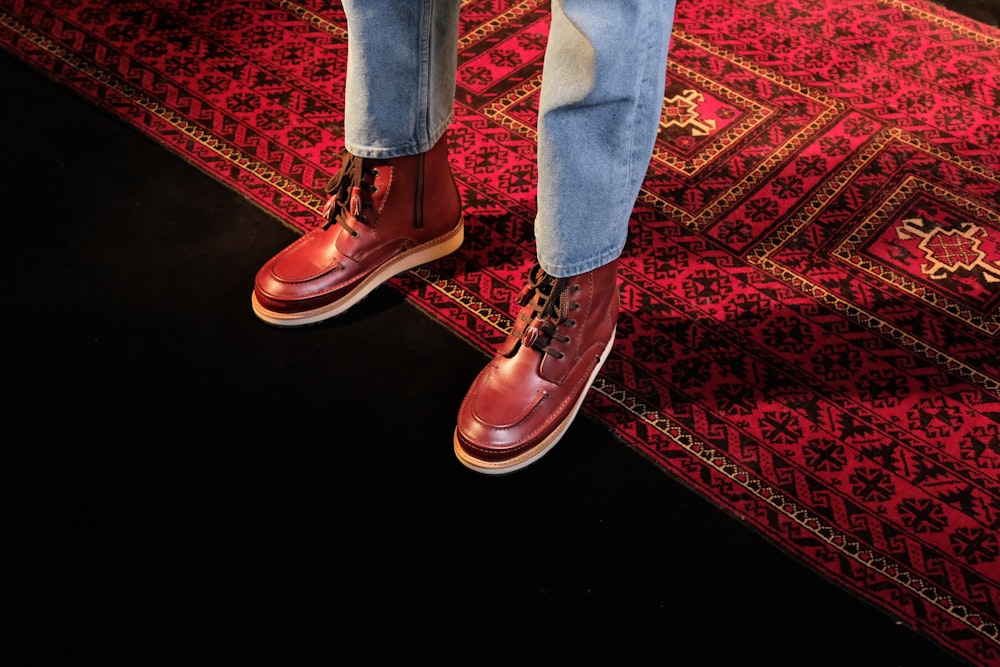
[454,260,619,474]
[252,135,463,326]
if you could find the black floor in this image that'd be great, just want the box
[6,2,997,665]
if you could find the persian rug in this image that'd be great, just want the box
[2,0,998,663]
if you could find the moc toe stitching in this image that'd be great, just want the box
[456,351,598,462]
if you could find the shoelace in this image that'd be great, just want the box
[515,265,580,360]
[320,153,377,236]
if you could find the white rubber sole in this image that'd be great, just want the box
[252,219,464,327]
[453,326,617,475]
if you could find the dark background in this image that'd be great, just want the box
[5,1,997,665]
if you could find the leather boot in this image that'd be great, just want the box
[252,135,464,326]
[454,260,619,474]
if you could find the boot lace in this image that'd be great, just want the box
[514,265,580,360]
[320,153,378,236]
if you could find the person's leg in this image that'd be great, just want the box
[455,0,676,474]
[535,0,674,277]
[252,0,464,326]
[342,0,460,157]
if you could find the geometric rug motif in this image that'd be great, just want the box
[2,1,998,664]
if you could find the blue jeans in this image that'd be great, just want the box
[342,0,675,277]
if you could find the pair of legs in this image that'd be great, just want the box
[253,0,675,473]
[343,0,674,276]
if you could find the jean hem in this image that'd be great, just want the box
[345,117,453,159]
[537,246,624,279]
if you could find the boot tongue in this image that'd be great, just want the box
[502,294,548,358]
[324,153,364,196]
[321,153,369,229]
[502,266,568,357]
[519,279,566,353]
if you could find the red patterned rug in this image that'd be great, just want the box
[3,0,999,663]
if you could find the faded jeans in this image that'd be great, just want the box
[341,0,676,277]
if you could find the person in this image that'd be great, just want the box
[252,0,676,474]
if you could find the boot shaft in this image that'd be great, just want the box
[501,261,619,385]
[364,135,461,240]
[538,260,619,384]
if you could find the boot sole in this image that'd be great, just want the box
[251,218,464,327]
[453,326,617,475]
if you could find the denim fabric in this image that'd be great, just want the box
[341,0,676,277]
[342,0,461,157]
